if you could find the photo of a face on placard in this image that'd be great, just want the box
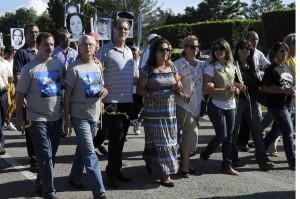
[117,11,134,38]
[10,28,25,49]
[64,3,80,29]
[0,33,4,48]
[94,14,111,40]
[66,13,85,41]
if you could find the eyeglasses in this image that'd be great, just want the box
[239,46,250,51]
[80,43,96,48]
[158,47,171,53]
[279,49,288,53]
[186,45,200,50]
[213,46,225,52]
[117,26,129,31]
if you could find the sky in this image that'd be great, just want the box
[0,0,295,16]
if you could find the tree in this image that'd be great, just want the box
[36,12,55,33]
[164,0,248,25]
[247,0,284,19]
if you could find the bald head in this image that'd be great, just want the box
[248,31,259,49]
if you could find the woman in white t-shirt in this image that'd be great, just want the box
[174,35,204,178]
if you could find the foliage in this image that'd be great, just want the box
[152,19,259,50]
[35,12,55,33]
[0,7,38,46]
[262,9,295,50]
[164,0,248,25]
[246,0,284,19]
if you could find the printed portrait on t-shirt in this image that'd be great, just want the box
[117,11,134,38]
[36,70,61,98]
[279,72,293,88]
[82,72,102,98]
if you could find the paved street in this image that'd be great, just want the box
[0,120,295,199]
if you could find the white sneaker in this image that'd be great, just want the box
[8,122,17,131]
[2,123,8,129]
[133,119,141,135]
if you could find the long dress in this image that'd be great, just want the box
[140,64,178,175]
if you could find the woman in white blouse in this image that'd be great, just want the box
[174,35,204,178]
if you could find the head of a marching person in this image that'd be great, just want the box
[284,33,295,58]
[36,32,55,61]
[148,37,172,67]
[210,38,233,65]
[78,35,97,61]
[234,39,255,63]
[181,35,200,58]
[112,18,130,44]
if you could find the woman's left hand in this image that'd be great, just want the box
[100,87,108,99]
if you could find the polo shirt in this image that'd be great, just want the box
[13,43,37,76]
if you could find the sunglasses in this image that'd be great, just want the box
[213,46,226,52]
[186,45,200,50]
[239,46,250,51]
[279,49,288,53]
[158,47,171,53]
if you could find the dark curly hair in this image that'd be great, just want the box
[66,13,85,35]
[234,39,255,68]
[147,38,171,67]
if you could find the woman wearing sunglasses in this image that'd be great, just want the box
[262,42,295,170]
[138,38,182,187]
[200,39,240,175]
[173,35,204,178]
[231,40,274,171]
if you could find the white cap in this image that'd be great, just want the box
[148,33,160,42]
[131,45,139,51]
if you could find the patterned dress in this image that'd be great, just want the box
[140,64,178,175]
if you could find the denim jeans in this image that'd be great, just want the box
[232,98,269,164]
[261,109,274,130]
[202,99,235,170]
[264,107,295,167]
[28,118,62,199]
[69,117,105,196]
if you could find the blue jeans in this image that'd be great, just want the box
[264,107,295,167]
[232,98,269,164]
[69,117,105,196]
[28,118,62,199]
[202,99,235,170]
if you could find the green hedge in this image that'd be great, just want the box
[151,19,259,50]
[151,9,295,53]
[262,9,295,50]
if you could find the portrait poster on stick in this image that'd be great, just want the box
[10,28,25,49]
[94,13,112,40]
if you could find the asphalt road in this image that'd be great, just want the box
[0,120,295,199]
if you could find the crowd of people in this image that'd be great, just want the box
[0,17,295,199]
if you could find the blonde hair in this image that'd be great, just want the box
[181,35,199,57]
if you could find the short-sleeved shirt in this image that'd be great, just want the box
[13,43,37,76]
[16,58,65,121]
[0,59,10,90]
[253,49,270,79]
[204,62,236,110]
[65,59,103,122]
[174,57,204,116]
[52,46,78,68]
[96,41,135,103]
[262,63,293,108]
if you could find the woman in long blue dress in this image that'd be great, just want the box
[138,38,181,187]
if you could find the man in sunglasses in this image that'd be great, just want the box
[95,18,137,189]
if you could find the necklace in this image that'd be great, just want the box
[240,62,250,70]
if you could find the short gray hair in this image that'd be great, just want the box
[283,33,295,46]
[78,35,96,47]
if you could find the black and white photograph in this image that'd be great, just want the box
[65,2,80,14]
[94,14,111,40]
[117,11,134,38]
[66,12,85,41]
[10,28,25,49]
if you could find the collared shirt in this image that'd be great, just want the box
[96,41,135,103]
[13,43,37,76]
[52,46,78,68]
[139,47,149,69]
